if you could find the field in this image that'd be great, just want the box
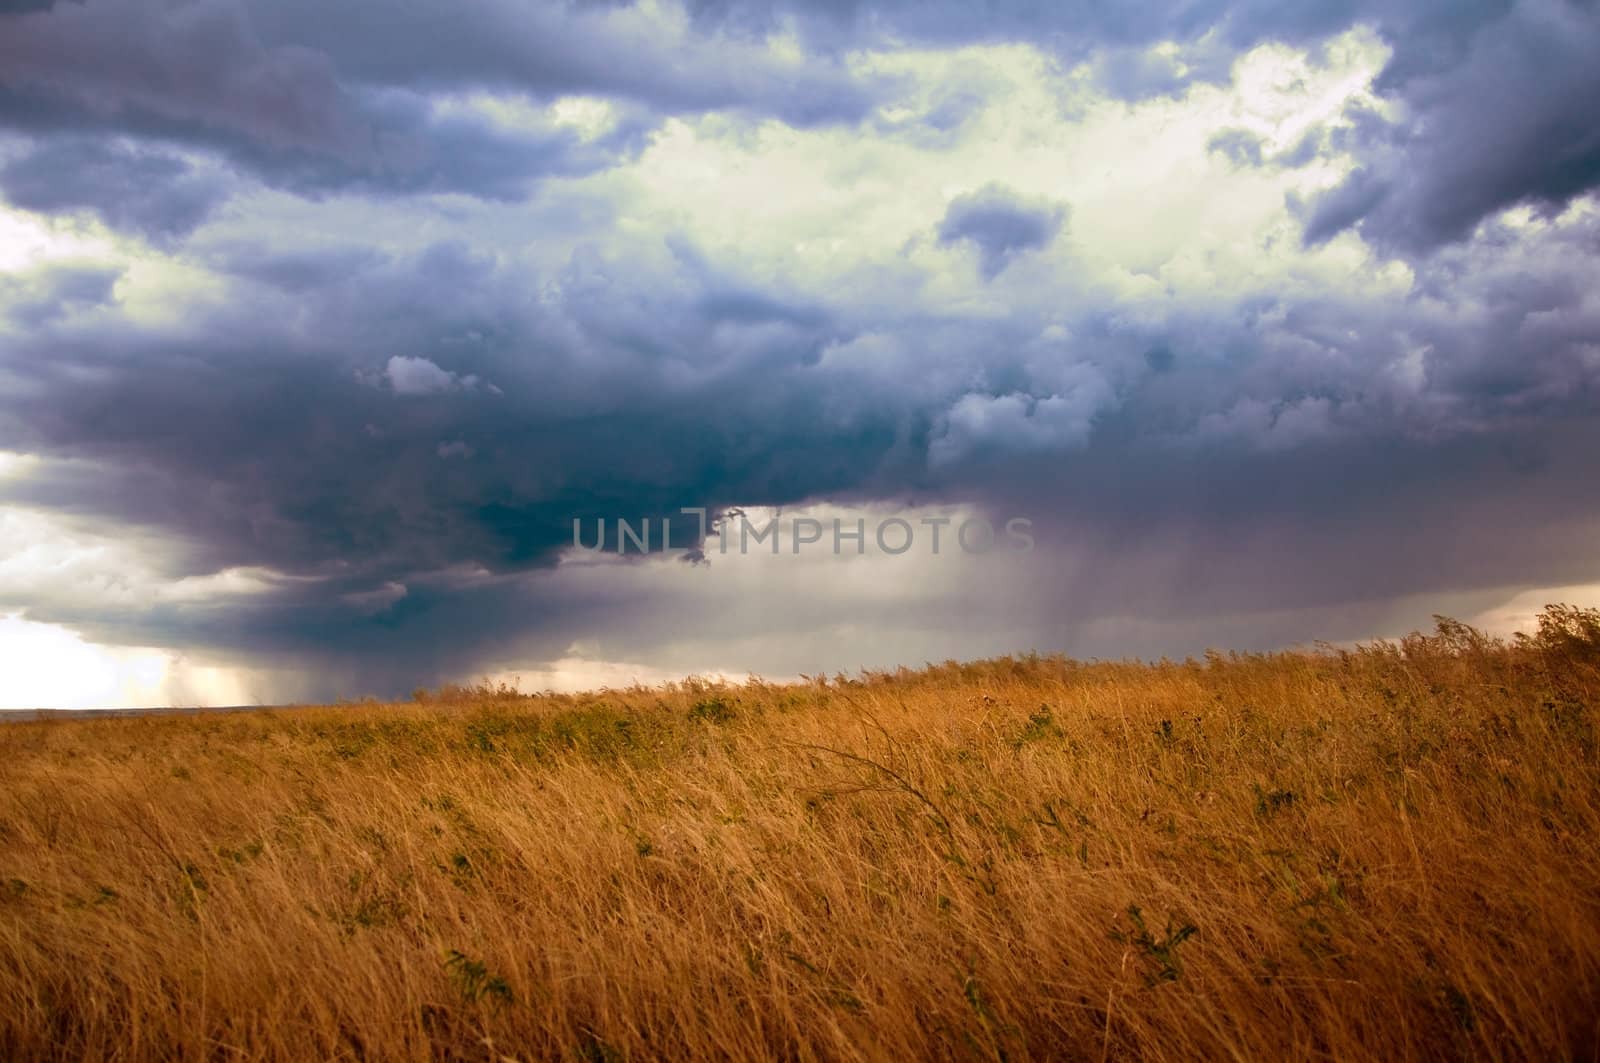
[3,608,1599,1061]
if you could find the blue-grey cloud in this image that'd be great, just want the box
[1206,128,1265,168]
[1,198,1596,688]
[1302,1,1600,252]
[0,263,121,328]
[0,0,885,225]
[6,0,1593,256]
[2,0,1600,701]
[0,0,65,12]
[936,185,1067,281]
[0,138,229,241]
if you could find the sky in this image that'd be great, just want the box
[2,0,1600,708]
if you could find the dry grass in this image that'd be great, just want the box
[3,608,1600,1061]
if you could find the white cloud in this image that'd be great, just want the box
[929,372,1115,466]
[0,613,275,710]
[385,354,478,395]
[0,496,291,615]
[593,29,1394,307]
[1471,584,1600,639]
[382,355,500,399]
[480,654,754,695]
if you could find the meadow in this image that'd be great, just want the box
[2,607,1599,1061]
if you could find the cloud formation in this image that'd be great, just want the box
[0,0,886,223]
[936,184,1067,280]
[1302,0,1600,252]
[0,138,229,241]
[1,0,1599,703]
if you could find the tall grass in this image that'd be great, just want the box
[2,608,1599,1060]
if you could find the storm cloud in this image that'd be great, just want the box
[2,0,1599,703]
[0,138,230,241]
[0,0,883,223]
[1301,1,1600,252]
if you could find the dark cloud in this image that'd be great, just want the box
[1,193,1596,696]
[0,84,648,211]
[682,0,1367,57]
[240,0,883,126]
[0,239,890,593]
[1143,345,1176,373]
[1302,1,1600,252]
[0,0,356,151]
[936,185,1067,280]
[3,0,1600,701]
[0,0,884,224]
[6,0,1594,255]
[0,138,229,241]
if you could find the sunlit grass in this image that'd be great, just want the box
[2,608,1598,1059]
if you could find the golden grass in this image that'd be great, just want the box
[3,608,1600,1061]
